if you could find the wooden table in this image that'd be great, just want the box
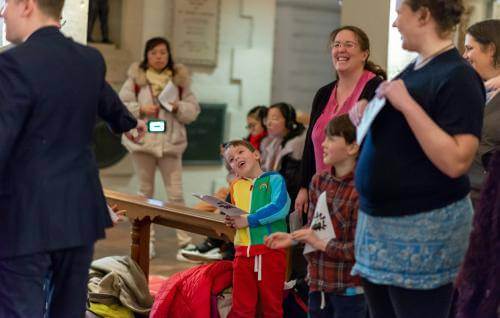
[104,189,235,278]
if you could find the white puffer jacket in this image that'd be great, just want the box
[120,63,200,158]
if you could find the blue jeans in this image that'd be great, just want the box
[308,291,367,318]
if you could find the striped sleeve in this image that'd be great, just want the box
[247,174,290,227]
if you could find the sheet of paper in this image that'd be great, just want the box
[192,193,246,217]
[303,192,336,254]
[107,205,120,223]
[158,81,178,112]
[356,96,386,145]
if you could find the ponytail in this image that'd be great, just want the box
[365,60,387,80]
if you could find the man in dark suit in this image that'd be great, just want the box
[0,0,146,317]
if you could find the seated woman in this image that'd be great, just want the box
[244,106,268,151]
[260,102,306,208]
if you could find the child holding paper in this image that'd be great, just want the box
[222,140,290,318]
[266,115,366,318]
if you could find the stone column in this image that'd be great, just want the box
[61,0,89,44]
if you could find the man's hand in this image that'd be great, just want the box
[124,119,146,143]
[108,204,126,225]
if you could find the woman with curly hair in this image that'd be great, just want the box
[350,1,485,317]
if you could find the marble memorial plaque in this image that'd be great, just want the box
[173,0,220,66]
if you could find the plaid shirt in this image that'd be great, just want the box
[305,168,361,293]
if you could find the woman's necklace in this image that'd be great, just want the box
[414,43,454,70]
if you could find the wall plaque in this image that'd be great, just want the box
[173,0,220,66]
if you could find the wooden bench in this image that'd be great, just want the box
[104,189,235,278]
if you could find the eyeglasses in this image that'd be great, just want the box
[331,41,358,49]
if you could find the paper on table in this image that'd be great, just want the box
[192,193,246,217]
[356,96,386,145]
[158,81,178,112]
[303,191,336,255]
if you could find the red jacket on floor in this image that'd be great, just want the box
[151,260,233,318]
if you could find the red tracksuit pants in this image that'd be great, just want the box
[229,248,286,318]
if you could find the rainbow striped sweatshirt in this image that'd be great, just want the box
[229,171,290,257]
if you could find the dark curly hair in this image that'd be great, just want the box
[467,19,500,68]
[330,26,387,80]
[139,37,175,73]
[405,0,464,37]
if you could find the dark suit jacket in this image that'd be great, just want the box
[0,27,137,259]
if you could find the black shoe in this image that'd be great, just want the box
[180,238,223,261]
[197,238,224,253]
[221,242,235,261]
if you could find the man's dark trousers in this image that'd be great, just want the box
[0,26,137,318]
[0,246,94,318]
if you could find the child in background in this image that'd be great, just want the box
[180,144,236,261]
[223,140,290,318]
[265,115,366,318]
[244,106,268,151]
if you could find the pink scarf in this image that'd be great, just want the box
[311,70,375,173]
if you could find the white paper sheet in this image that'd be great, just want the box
[303,191,336,254]
[356,96,386,145]
[192,193,246,217]
[158,81,178,112]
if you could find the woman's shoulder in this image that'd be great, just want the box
[316,81,336,96]
[432,51,480,83]
[283,129,307,158]
[367,75,384,86]
[286,128,307,146]
[359,76,384,101]
[488,91,500,108]
[126,62,148,86]
[311,81,336,112]
[173,63,192,88]
[310,170,332,187]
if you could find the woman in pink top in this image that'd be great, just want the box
[295,26,386,215]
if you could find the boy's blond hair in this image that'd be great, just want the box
[222,140,259,163]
